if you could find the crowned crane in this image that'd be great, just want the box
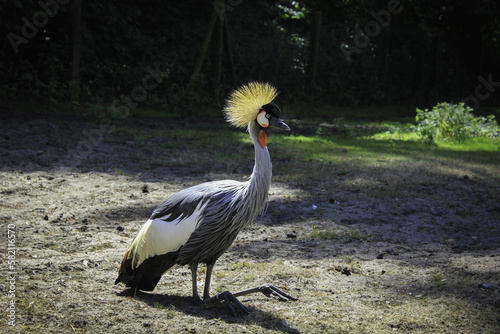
[115,82,297,315]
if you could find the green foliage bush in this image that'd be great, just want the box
[415,102,499,143]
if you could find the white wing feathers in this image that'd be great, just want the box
[128,201,208,269]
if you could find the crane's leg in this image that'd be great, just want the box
[203,260,215,300]
[190,263,201,301]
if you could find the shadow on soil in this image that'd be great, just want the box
[116,289,300,333]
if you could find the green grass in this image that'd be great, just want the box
[153,302,176,319]
[110,109,499,199]
[43,242,59,251]
[269,127,499,197]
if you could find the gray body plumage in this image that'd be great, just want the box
[115,120,273,293]
[158,123,272,265]
[115,83,292,306]
[160,120,271,265]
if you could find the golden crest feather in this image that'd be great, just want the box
[224,82,279,128]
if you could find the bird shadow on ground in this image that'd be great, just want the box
[115,288,300,333]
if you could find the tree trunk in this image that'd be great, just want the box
[224,17,236,84]
[433,34,441,103]
[381,25,391,104]
[69,0,82,103]
[192,8,218,79]
[306,11,321,101]
[212,3,224,105]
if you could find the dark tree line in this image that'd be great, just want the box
[1,0,499,114]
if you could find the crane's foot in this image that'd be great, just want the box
[214,291,251,317]
[233,283,299,302]
[203,284,298,317]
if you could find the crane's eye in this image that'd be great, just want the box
[257,111,269,127]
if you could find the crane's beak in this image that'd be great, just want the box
[270,117,291,131]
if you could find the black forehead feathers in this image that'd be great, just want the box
[261,102,281,118]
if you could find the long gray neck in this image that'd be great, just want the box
[247,120,272,207]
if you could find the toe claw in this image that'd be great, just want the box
[258,284,298,301]
[206,291,252,316]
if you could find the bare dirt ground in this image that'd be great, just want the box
[1,113,499,333]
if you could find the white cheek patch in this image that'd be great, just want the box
[257,111,269,127]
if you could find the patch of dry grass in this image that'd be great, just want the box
[1,114,499,333]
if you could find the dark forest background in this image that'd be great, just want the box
[1,0,499,115]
